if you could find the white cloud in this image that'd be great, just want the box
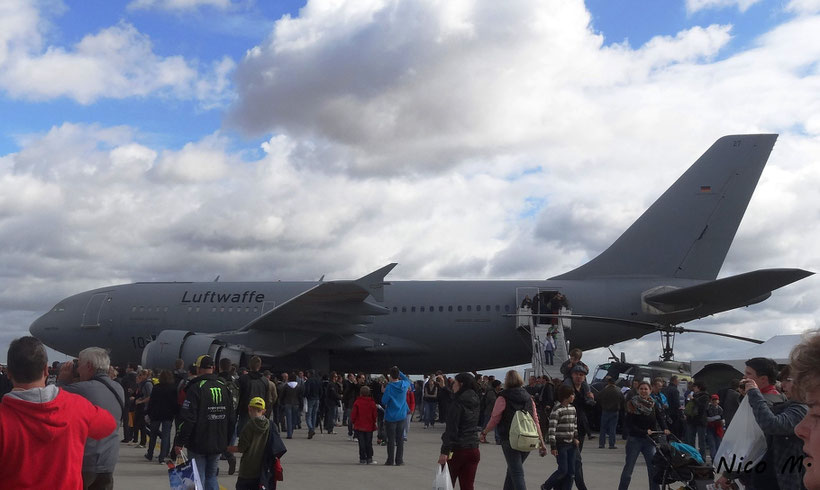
[786,0,820,15]
[2,0,820,367]
[686,0,762,13]
[0,3,235,106]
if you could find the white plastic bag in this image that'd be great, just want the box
[433,463,454,490]
[712,396,767,472]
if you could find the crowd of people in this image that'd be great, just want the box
[4,333,820,489]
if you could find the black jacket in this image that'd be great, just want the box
[175,374,235,455]
[690,391,710,427]
[497,387,534,441]
[440,388,480,454]
[304,377,322,400]
[147,382,178,421]
[664,384,682,420]
[238,371,269,412]
[624,397,667,438]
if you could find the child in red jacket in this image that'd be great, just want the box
[351,385,378,464]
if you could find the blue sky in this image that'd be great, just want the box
[1,0,818,366]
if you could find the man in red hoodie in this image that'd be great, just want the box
[0,337,117,489]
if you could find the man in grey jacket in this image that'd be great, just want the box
[58,347,125,490]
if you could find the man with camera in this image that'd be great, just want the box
[58,347,125,490]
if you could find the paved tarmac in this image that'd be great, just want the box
[114,421,657,489]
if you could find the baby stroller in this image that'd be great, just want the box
[648,432,715,490]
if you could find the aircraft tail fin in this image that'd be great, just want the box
[552,134,778,280]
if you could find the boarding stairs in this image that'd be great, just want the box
[515,287,571,380]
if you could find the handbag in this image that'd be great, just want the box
[168,453,204,490]
[712,396,766,472]
[433,463,454,490]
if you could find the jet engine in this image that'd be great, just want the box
[141,330,245,370]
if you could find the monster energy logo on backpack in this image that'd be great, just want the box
[210,387,223,404]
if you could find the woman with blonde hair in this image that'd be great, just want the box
[479,370,547,489]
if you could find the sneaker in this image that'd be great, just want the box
[367,460,376,465]
[359,460,366,465]
[598,445,605,449]
[144,453,152,461]
[353,437,358,442]
[609,446,618,449]
[396,461,404,466]
[136,444,146,449]
[348,435,354,441]
[384,461,394,466]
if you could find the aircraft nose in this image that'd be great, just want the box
[29,314,48,340]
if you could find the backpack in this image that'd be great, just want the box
[509,408,540,451]
[684,398,697,419]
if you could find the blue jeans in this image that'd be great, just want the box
[706,427,721,461]
[147,418,172,461]
[188,451,220,490]
[306,398,320,432]
[685,424,707,461]
[500,441,529,490]
[600,411,619,448]
[423,400,437,427]
[284,404,299,438]
[543,444,576,490]
[618,435,659,490]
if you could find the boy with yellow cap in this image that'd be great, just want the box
[228,396,270,490]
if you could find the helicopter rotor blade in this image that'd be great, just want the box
[676,327,764,344]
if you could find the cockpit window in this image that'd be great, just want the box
[52,304,66,312]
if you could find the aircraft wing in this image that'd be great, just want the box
[644,268,813,313]
[237,263,396,334]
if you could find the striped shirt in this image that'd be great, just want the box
[548,403,577,450]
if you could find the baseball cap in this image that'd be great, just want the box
[194,355,214,369]
[249,396,266,410]
[570,364,589,375]
[711,394,719,400]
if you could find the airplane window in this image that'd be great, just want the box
[457,306,462,312]
[504,305,510,312]
[420,307,425,312]
[402,307,406,313]
[228,307,232,312]
[245,307,249,312]
[147,307,152,312]
[196,307,200,312]
[253,307,258,312]
[411,306,416,312]
[438,306,443,312]
[156,306,160,312]
[486,304,491,311]
[476,305,481,312]
[212,307,216,312]
[495,305,500,312]
[448,306,453,312]
[220,307,225,312]
[164,307,168,312]
[392,307,397,313]
[187,307,192,312]
[430,306,434,312]
[466,305,471,312]
[140,307,144,312]
[131,306,136,312]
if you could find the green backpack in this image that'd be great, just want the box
[509,408,540,451]
[684,398,697,419]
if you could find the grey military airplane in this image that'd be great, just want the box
[29,134,812,373]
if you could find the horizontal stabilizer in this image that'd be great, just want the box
[644,268,814,313]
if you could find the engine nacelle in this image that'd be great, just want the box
[141,330,245,370]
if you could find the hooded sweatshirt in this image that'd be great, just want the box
[0,385,117,489]
[237,415,271,480]
[382,372,411,422]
